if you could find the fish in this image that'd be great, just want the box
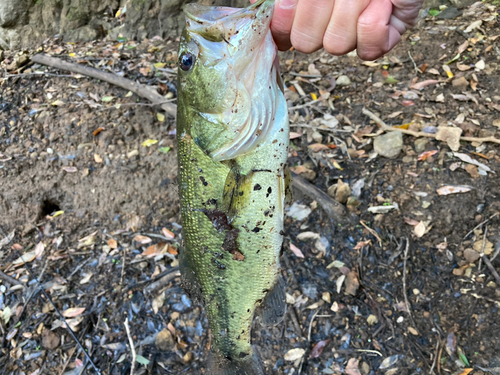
[176,0,290,373]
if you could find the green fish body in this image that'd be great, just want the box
[176,1,289,373]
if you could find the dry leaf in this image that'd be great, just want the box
[436,185,472,195]
[134,235,152,245]
[284,348,305,361]
[435,126,462,151]
[162,228,175,239]
[107,239,118,249]
[62,307,85,318]
[34,242,45,260]
[80,273,92,284]
[309,340,330,359]
[414,221,426,237]
[345,358,362,375]
[289,243,304,258]
[12,250,37,265]
[345,270,359,296]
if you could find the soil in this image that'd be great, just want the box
[1,2,500,375]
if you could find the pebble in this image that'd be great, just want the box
[464,248,480,263]
[336,75,351,86]
[47,148,54,154]
[127,149,139,158]
[374,131,403,159]
[335,180,351,204]
[414,138,428,153]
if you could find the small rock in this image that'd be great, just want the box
[336,75,351,86]
[335,180,351,204]
[414,138,428,153]
[47,148,54,154]
[452,76,469,87]
[30,152,38,159]
[127,149,139,158]
[374,131,403,159]
[464,248,480,263]
[437,7,462,19]
[155,329,175,351]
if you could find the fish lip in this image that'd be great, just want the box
[183,0,273,25]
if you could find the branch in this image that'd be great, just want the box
[31,54,176,117]
[362,107,500,145]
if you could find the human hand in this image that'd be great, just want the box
[251,0,423,60]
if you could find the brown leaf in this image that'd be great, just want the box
[309,340,330,359]
[93,127,105,136]
[345,358,362,375]
[344,270,360,296]
[418,150,438,161]
[42,329,60,350]
[161,228,175,239]
[308,143,331,152]
[134,235,152,245]
[231,250,245,261]
[62,307,85,318]
[107,238,118,249]
[464,164,479,178]
[12,250,37,265]
[410,79,439,90]
[436,185,472,195]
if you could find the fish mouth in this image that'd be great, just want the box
[183,0,274,44]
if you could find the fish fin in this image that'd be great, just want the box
[261,275,286,326]
[284,165,293,206]
[209,347,265,375]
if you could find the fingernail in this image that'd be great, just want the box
[278,0,298,10]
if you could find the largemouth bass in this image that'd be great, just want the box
[176,0,289,373]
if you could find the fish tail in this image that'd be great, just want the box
[208,348,265,375]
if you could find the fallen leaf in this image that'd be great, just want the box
[162,228,175,239]
[458,369,473,375]
[435,126,462,151]
[309,340,330,359]
[284,348,305,361]
[12,250,37,265]
[142,139,158,147]
[405,217,420,226]
[62,166,78,173]
[157,113,165,122]
[410,79,439,90]
[134,235,152,245]
[414,221,426,237]
[80,273,92,284]
[62,307,85,318]
[418,150,438,161]
[34,242,45,260]
[379,355,402,369]
[107,239,118,249]
[436,185,473,195]
[308,143,331,152]
[93,127,105,136]
[345,358,362,375]
[101,96,114,102]
[408,327,419,335]
[442,65,453,78]
[158,147,170,154]
[289,132,302,139]
[51,100,65,106]
[289,243,304,258]
[453,152,494,173]
[345,270,359,296]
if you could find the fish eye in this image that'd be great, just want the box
[180,53,195,71]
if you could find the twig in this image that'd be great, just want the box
[402,238,417,329]
[470,292,500,307]
[123,266,179,293]
[0,270,23,287]
[124,319,137,375]
[290,172,350,225]
[58,347,77,375]
[429,339,441,375]
[481,254,500,286]
[362,107,500,145]
[478,225,488,272]
[408,51,423,74]
[307,309,320,342]
[288,99,321,110]
[30,54,176,117]
[359,221,382,247]
[120,249,126,286]
[463,212,499,239]
[144,268,181,294]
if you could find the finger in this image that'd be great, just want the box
[271,0,299,51]
[392,0,424,28]
[323,0,370,55]
[290,0,335,54]
[356,0,400,61]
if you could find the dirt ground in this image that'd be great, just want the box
[1,2,500,375]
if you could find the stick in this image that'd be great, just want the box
[402,237,417,329]
[30,54,176,117]
[362,107,500,145]
[481,254,500,286]
[290,172,350,225]
[0,270,23,287]
[124,319,136,375]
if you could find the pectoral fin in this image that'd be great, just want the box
[261,275,286,326]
